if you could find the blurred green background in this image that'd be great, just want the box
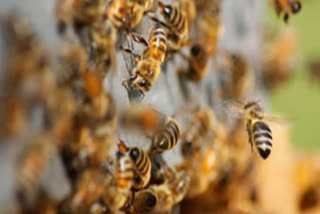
[266,0,320,151]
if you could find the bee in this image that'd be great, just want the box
[308,59,320,83]
[132,188,158,213]
[118,141,152,190]
[218,52,253,100]
[151,169,190,213]
[106,0,151,30]
[81,71,117,138]
[54,0,105,34]
[103,151,134,212]
[122,27,167,93]
[262,29,296,90]
[180,107,217,157]
[87,21,117,76]
[16,133,56,206]
[270,0,302,23]
[229,101,273,159]
[57,44,88,87]
[120,104,164,135]
[149,1,189,51]
[195,2,222,55]
[178,43,210,82]
[151,117,181,153]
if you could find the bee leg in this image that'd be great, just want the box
[129,33,149,47]
[148,15,172,31]
[121,46,140,62]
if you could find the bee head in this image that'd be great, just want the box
[244,102,264,119]
[290,1,301,13]
[128,72,151,92]
[129,147,140,162]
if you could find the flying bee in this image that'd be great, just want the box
[122,26,167,94]
[177,43,210,82]
[149,1,189,51]
[151,117,181,154]
[180,107,217,158]
[16,133,56,206]
[118,140,152,190]
[308,59,320,83]
[270,0,302,23]
[262,29,296,90]
[54,0,105,34]
[227,101,275,159]
[132,188,158,213]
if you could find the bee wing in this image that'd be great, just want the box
[222,99,246,120]
[122,37,135,75]
[264,114,293,130]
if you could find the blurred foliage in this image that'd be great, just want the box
[267,0,320,150]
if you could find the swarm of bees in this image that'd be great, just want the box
[0,0,318,214]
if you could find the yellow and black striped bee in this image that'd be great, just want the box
[151,117,181,153]
[243,102,273,159]
[150,1,189,51]
[122,27,167,93]
[118,140,152,190]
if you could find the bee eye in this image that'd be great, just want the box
[139,80,147,86]
[163,6,172,16]
[129,147,140,161]
[191,44,201,56]
[290,1,301,13]
[130,75,137,81]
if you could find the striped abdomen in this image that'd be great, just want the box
[146,27,167,62]
[152,117,180,152]
[162,4,187,35]
[115,151,134,189]
[129,147,151,189]
[252,120,273,159]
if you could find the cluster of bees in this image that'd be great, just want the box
[0,0,318,214]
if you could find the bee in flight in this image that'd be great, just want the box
[269,0,302,23]
[228,101,275,159]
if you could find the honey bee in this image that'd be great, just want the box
[229,101,274,159]
[120,104,164,135]
[122,27,167,93]
[54,0,105,34]
[57,44,88,87]
[16,133,56,206]
[195,2,222,55]
[151,169,190,213]
[151,117,181,153]
[103,151,134,212]
[106,0,151,31]
[132,188,158,213]
[270,0,302,23]
[262,29,296,90]
[149,1,189,51]
[118,140,152,190]
[178,43,210,82]
[87,21,117,76]
[180,107,217,158]
[218,51,253,100]
[308,59,320,83]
